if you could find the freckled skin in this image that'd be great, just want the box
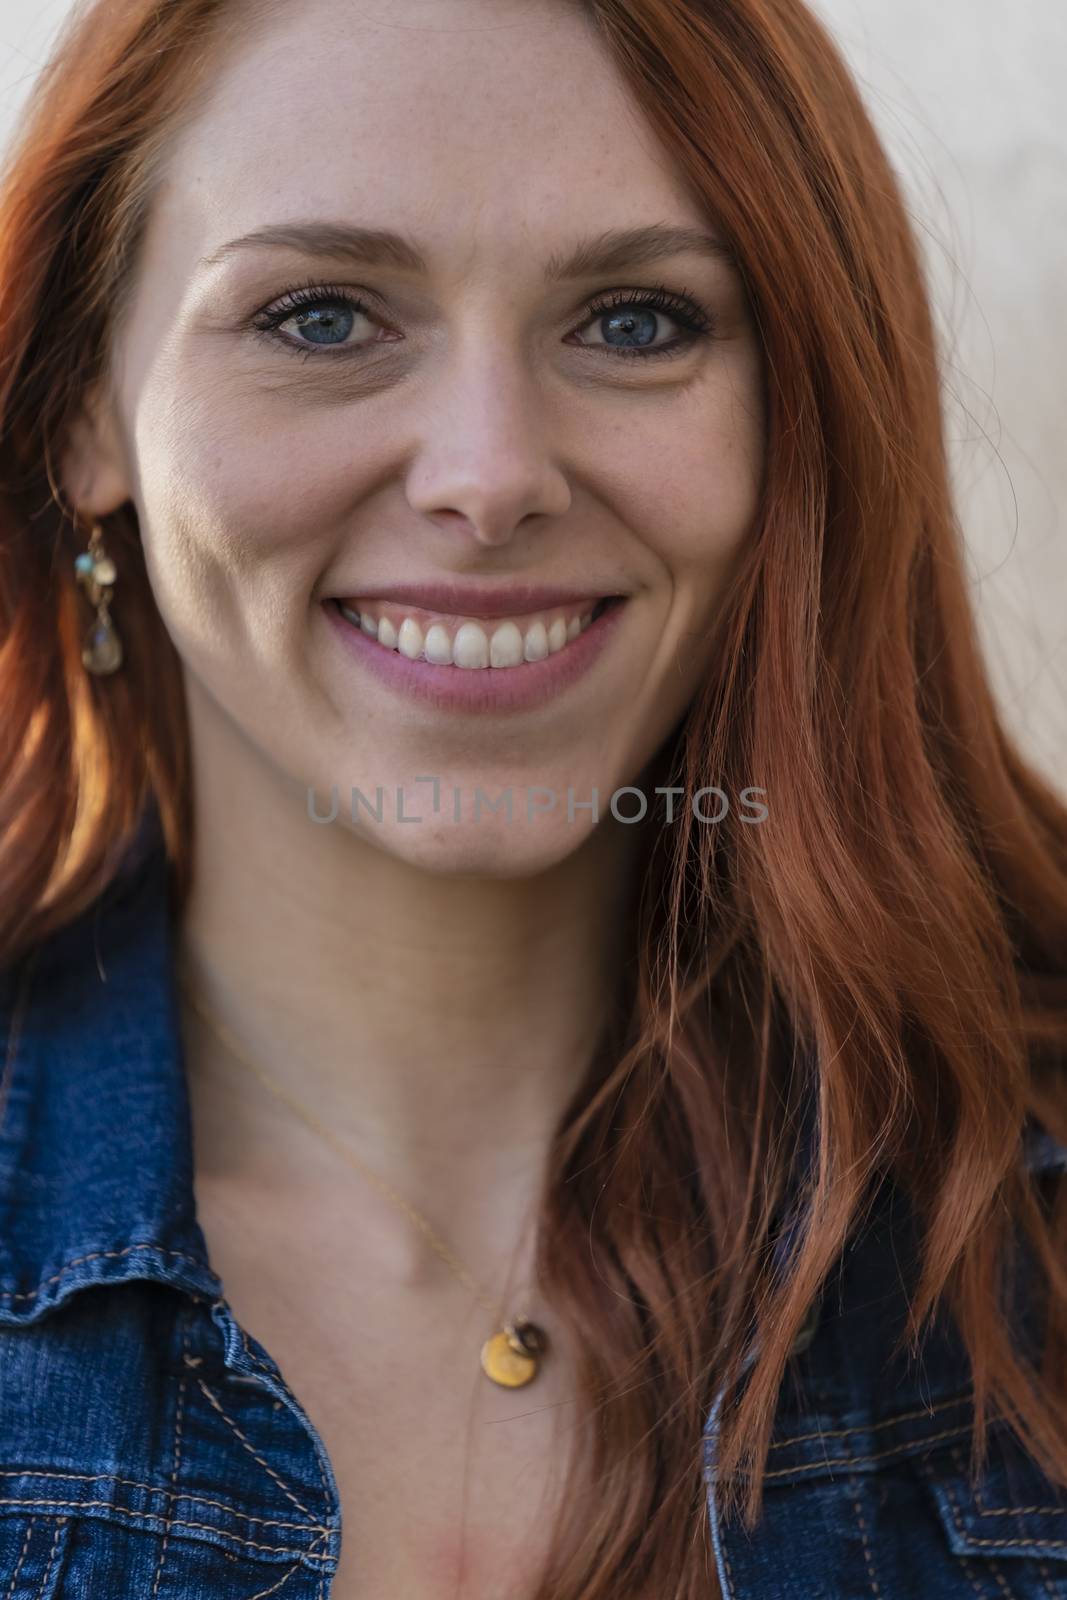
[72,0,765,878]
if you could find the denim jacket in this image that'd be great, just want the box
[1,804,1065,1598]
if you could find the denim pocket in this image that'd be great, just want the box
[711,1379,1067,1599]
[916,1429,1067,1598]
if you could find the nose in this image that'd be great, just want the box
[403,351,572,549]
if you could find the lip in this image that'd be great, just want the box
[328,580,619,619]
[323,595,628,715]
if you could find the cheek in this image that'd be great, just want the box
[614,358,766,575]
[628,443,763,582]
[130,393,339,640]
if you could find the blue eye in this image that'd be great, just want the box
[251,284,377,354]
[276,300,358,346]
[252,279,715,363]
[578,286,715,359]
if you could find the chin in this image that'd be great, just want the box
[357,815,601,880]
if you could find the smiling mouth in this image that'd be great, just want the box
[331,595,623,669]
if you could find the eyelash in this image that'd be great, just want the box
[249,277,716,364]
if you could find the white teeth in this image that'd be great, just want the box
[423,622,453,665]
[338,600,611,668]
[489,621,523,667]
[523,621,549,662]
[453,622,490,669]
[397,618,424,660]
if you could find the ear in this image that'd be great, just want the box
[58,382,133,518]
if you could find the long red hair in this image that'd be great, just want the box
[1,1,1065,1595]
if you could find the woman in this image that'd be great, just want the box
[0,0,1064,1595]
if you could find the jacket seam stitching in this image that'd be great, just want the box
[0,1471,318,1533]
[951,1437,1067,1520]
[847,1473,883,1595]
[149,1310,191,1596]
[0,1502,331,1561]
[0,1243,213,1303]
[245,1553,308,1600]
[239,1324,338,1591]
[1036,1562,1062,1598]
[33,1517,66,1597]
[2,1520,33,1600]
[195,1378,321,1526]
[769,1392,972,1451]
[974,1506,1067,1519]
[938,1462,1066,1553]
[762,1421,974,1480]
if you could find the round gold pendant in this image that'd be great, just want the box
[480,1319,547,1387]
[480,1329,539,1387]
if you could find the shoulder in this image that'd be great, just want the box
[715,1151,1067,1597]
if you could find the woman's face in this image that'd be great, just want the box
[94,0,765,874]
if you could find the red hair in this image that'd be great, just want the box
[1,1,1065,1594]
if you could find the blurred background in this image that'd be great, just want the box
[1,0,1064,787]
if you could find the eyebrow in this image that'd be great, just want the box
[197,220,737,282]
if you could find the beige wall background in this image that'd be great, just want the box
[2,0,1064,788]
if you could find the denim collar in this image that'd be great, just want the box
[0,800,222,1325]
[0,798,1062,1333]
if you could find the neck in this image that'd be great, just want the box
[176,680,642,1282]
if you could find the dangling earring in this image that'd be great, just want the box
[74,519,123,674]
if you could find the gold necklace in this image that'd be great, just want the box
[178,975,549,1388]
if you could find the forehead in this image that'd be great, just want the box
[153,0,711,279]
